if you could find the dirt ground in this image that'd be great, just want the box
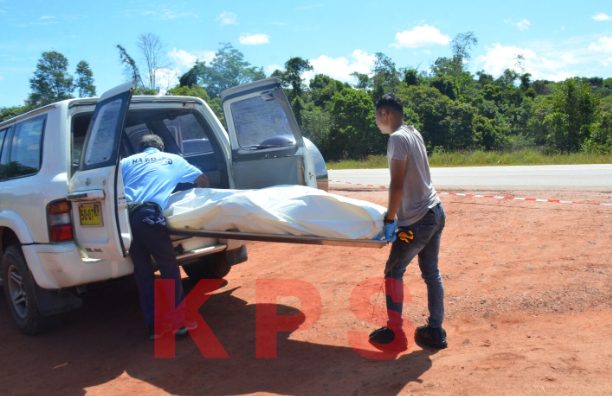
[1,186,611,396]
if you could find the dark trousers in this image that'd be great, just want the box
[129,205,184,328]
[384,203,446,329]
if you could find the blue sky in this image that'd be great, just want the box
[0,0,610,107]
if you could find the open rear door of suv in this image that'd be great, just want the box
[68,83,133,261]
[222,78,315,189]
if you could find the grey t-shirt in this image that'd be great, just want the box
[387,125,439,226]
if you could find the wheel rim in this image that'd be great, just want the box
[7,264,28,320]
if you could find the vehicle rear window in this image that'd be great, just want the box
[0,115,46,180]
[123,110,215,157]
[230,95,296,149]
[71,113,91,175]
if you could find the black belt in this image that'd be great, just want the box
[127,201,162,216]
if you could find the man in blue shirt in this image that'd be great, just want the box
[121,134,208,339]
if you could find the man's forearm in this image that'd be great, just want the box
[386,158,407,220]
[386,183,403,220]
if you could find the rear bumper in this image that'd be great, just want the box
[23,238,248,290]
[22,243,133,289]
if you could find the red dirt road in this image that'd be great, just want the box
[1,187,611,395]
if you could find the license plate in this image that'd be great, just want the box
[79,203,103,226]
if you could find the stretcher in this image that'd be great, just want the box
[168,227,387,248]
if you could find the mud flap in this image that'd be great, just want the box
[36,287,83,316]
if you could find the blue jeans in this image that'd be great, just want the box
[384,202,446,329]
[129,205,184,328]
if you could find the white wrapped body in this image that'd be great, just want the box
[165,185,385,240]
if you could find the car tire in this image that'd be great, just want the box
[1,245,48,335]
[183,252,231,280]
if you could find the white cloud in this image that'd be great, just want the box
[39,15,56,21]
[588,36,612,52]
[475,43,577,81]
[217,11,237,25]
[477,44,536,75]
[168,48,215,68]
[592,12,611,22]
[142,8,197,20]
[392,24,451,48]
[239,33,270,45]
[515,19,531,31]
[266,64,283,75]
[304,49,376,83]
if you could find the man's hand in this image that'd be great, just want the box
[194,173,209,188]
[383,219,397,243]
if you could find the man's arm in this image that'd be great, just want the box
[194,173,209,188]
[386,158,407,221]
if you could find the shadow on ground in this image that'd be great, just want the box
[0,277,435,395]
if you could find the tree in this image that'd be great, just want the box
[137,33,164,90]
[403,69,419,86]
[451,32,478,64]
[526,95,554,147]
[27,51,74,106]
[300,106,333,155]
[431,32,478,100]
[433,32,477,78]
[117,44,144,88]
[371,52,400,101]
[273,57,313,101]
[309,74,347,108]
[180,43,265,98]
[441,101,476,150]
[473,114,505,150]
[328,88,382,160]
[166,85,211,102]
[397,84,453,151]
[179,66,199,87]
[548,78,598,152]
[351,72,369,90]
[584,110,611,153]
[74,60,96,97]
[271,57,313,122]
[0,105,34,122]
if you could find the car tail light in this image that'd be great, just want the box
[47,200,74,242]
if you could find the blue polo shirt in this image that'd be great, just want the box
[120,147,202,210]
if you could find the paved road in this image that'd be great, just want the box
[329,164,612,190]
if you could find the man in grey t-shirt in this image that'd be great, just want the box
[368,94,448,351]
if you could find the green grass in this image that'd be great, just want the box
[328,150,612,169]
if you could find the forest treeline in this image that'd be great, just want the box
[1,33,611,159]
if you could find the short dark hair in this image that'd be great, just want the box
[139,134,164,151]
[375,94,404,115]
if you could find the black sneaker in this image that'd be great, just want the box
[414,325,448,349]
[368,327,408,351]
[174,320,198,337]
[148,320,197,340]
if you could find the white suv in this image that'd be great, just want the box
[0,78,327,335]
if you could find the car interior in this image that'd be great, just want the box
[71,109,229,189]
